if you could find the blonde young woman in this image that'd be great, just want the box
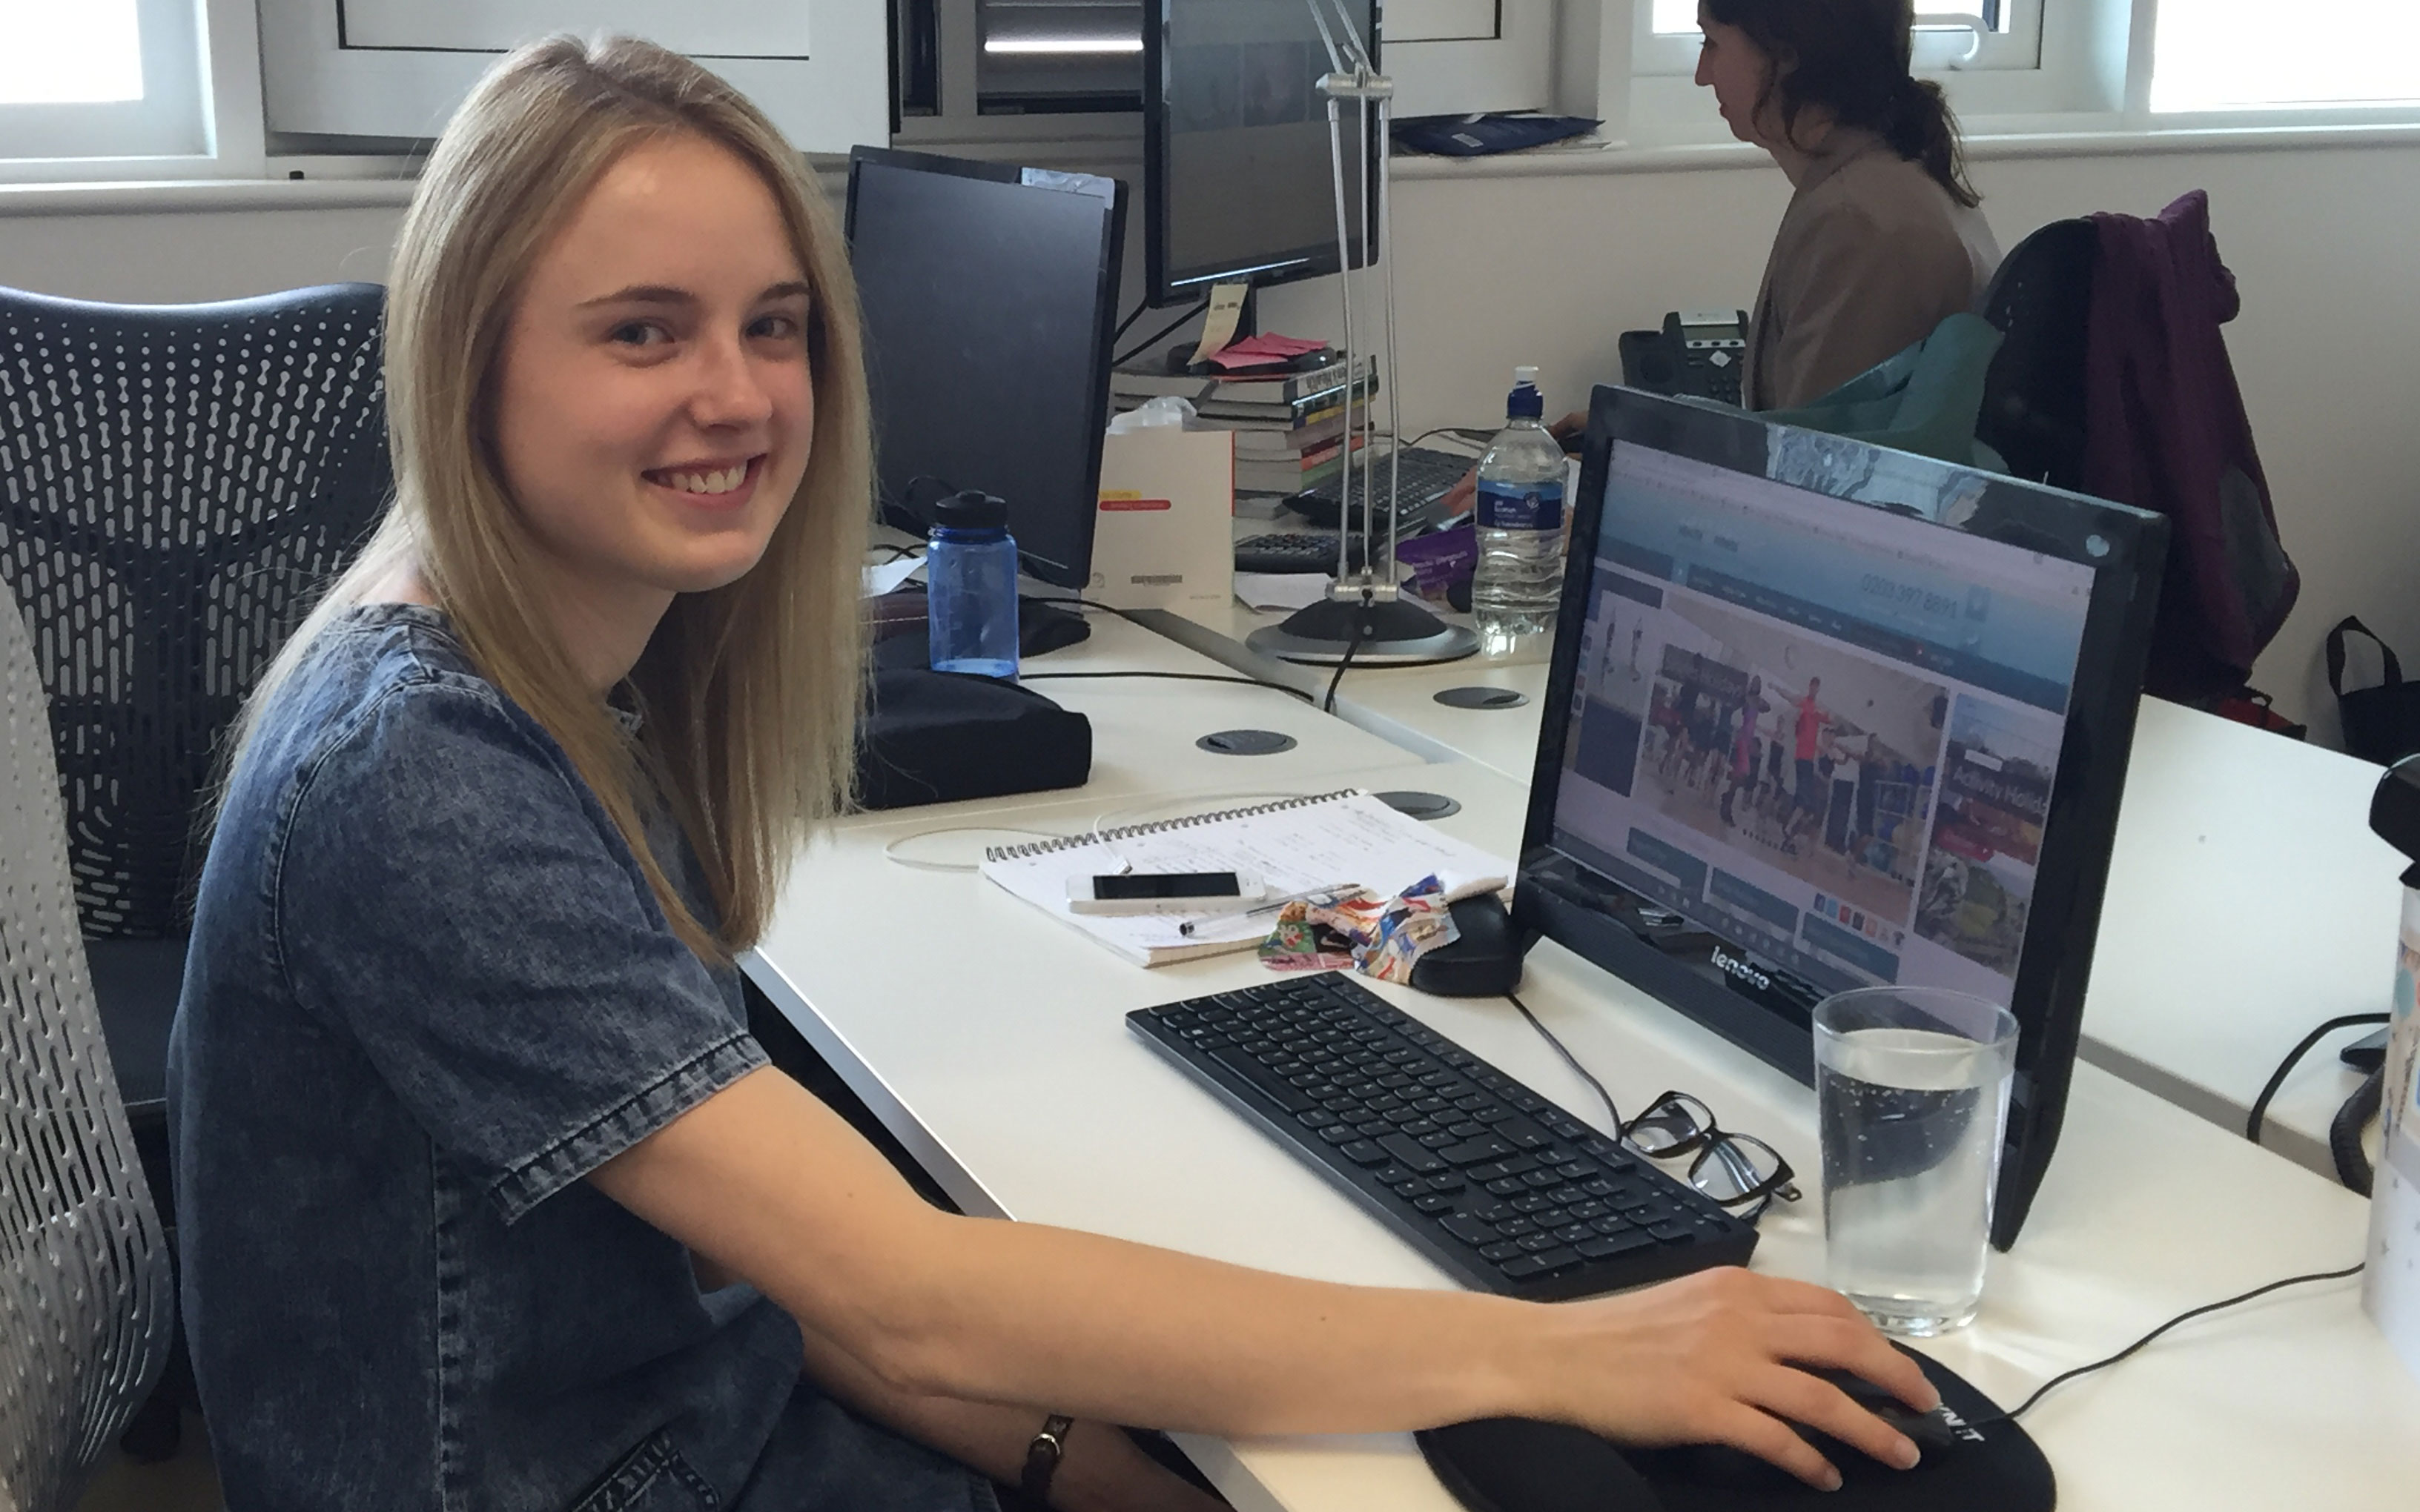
[168,36,1936,1512]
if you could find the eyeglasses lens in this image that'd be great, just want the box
[1625,1092,1714,1156]
[1689,1138,1770,1204]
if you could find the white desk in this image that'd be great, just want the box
[744,750,2420,1512]
[1142,602,1551,780]
[1146,606,2404,1180]
[2080,697,2401,1174]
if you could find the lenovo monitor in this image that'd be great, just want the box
[1515,388,2169,1249]
[846,147,1125,590]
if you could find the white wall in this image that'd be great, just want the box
[0,199,403,303]
[7,138,2415,743]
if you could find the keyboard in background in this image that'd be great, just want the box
[1282,443,1476,529]
[1237,443,1477,576]
[1128,972,1756,1301]
[1233,532,1364,577]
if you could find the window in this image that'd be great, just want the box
[256,0,888,153]
[0,0,208,161]
[2151,1,2420,113]
[1619,0,2104,145]
[1637,1,2046,76]
[1388,0,1558,116]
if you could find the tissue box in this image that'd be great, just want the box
[1089,427,1233,614]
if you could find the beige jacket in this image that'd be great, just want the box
[1742,126,2002,411]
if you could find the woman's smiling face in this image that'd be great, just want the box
[489,132,816,620]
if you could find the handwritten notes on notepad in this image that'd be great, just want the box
[977,790,1511,966]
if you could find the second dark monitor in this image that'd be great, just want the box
[846,147,1125,590]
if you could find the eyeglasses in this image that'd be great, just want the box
[1620,1090,1801,1221]
[1504,992,1800,1225]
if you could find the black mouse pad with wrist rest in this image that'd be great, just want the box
[1417,1344,2053,1512]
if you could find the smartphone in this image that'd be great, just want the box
[1066,870,1266,915]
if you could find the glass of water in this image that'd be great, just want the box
[1814,986,2018,1336]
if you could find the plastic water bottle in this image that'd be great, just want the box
[1471,366,1567,656]
[925,491,1020,679]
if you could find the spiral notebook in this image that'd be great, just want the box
[979,789,1512,966]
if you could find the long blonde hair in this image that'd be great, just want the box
[235,36,870,958]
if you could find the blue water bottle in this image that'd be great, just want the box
[925,491,1020,679]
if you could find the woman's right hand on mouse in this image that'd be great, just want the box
[1535,1267,1940,1491]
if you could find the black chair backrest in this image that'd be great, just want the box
[1976,218,2096,492]
[0,282,391,940]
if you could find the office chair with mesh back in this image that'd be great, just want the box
[0,281,390,1131]
[1976,217,2097,492]
[1,577,176,1511]
[0,281,390,1459]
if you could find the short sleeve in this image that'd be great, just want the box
[1765,202,1975,409]
[274,675,767,1224]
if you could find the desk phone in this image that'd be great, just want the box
[1619,308,1750,407]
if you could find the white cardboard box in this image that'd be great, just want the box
[1088,427,1234,614]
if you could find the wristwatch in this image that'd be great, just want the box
[1020,1413,1075,1505]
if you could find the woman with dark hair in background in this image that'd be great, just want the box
[1442,1,1997,511]
[1697,0,2001,409]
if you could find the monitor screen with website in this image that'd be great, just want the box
[1515,388,2168,1247]
[1142,0,1378,307]
[845,147,1125,589]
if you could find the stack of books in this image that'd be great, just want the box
[1111,355,1378,500]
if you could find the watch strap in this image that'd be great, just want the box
[1019,1413,1075,1505]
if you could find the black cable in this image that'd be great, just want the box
[1019,670,1315,706]
[1397,425,1494,452]
[1113,296,1211,369]
[1996,1261,2367,1422]
[1321,614,1369,714]
[1110,299,1151,345]
[2333,1068,2386,1196]
[1020,594,1143,625]
[2247,1012,2389,1146]
[1013,597,1320,706]
[1506,991,1624,1133]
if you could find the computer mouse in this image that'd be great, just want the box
[1422,1346,2054,1512]
[1803,1367,1967,1457]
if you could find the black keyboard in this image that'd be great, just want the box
[1234,531,1363,576]
[1128,973,1756,1301]
[1284,444,1476,528]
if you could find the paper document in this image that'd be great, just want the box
[979,790,1512,966]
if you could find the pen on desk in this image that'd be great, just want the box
[1178,882,1366,936]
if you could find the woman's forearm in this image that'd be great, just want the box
[597,1065,1933,1487]
[864,1213,1545,1435]
[601,1067,1546,1434]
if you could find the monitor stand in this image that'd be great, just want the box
[1015,597,1091,656]
[1246,587,1479,666]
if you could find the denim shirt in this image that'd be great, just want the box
[168,605,994,1512]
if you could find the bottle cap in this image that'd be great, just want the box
[931,490,1008,531]
[1507,366,1543,420]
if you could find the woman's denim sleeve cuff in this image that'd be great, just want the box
[488,1032,769,1225]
